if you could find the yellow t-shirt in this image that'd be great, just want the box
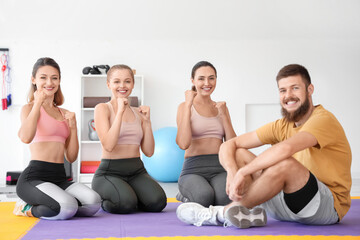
[256,105,352,220]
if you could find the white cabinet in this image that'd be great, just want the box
[77,74,144,183]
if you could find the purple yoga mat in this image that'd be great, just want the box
[22,200,360,240]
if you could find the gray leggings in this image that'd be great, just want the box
[178,154,231,207]
[92,158,167,214]
[17,160,101,220]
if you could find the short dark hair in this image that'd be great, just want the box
[276,64,311,86]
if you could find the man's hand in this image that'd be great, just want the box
[228,170,246,202]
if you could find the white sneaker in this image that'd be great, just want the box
[224,205,267,229]
[13,199,32,217]
[176,202,223,227]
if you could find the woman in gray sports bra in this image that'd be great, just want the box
[92,64,166,214]
[176,61,237,207]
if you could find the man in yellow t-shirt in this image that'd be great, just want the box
[176,64,351,228]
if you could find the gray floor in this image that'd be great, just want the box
[1,179,359,202]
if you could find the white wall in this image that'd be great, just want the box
[1,0,359,183]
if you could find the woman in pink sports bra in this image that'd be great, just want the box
[14,57,101,220]
[92,64,166,214]
[176,61,236,207]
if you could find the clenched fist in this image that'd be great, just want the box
[117,98,129,114]
[214,101,227,116]
[64,111,77,129]
[33,89,47,105]
[137,106,151,122]
[184,90,197,105]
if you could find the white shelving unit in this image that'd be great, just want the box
[77,74,144,183]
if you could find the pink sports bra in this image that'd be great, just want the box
[191,105,225,140]
[32,106,70,144]
[107,102,143,145]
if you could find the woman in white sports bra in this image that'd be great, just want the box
[176,61,236,207]
[92,64,166,214]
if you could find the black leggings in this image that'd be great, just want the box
[92,157,167,214]
[16,160,101,220]
[178,154,231,207]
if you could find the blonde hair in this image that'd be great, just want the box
[27,57,64,106]
[107,64,134,83]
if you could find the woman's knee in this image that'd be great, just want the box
[87,190,101,205]
[189,188,215,207]
[69,183,101,203]
[179,177,215,207]
[140,194,167,212]
[179,186,213,207]
[76,191,101,216]
[133,180,167,212]
[210,173,230,205]
[102,196,138,214]
[213,184,231,205]
[65,183,101,216]
[41,198,78,220]
[35,182,78,220]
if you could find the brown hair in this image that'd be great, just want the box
[276,64,311,87]
[107,64,134,83]
[27,57,64,106]
[191,61,217,92]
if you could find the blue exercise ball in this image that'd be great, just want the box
[142,127,185,182]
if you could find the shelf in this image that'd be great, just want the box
[82,108,95,111]
[78,173,95,184]
[81,74,107,78]
[81,141,101,144]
